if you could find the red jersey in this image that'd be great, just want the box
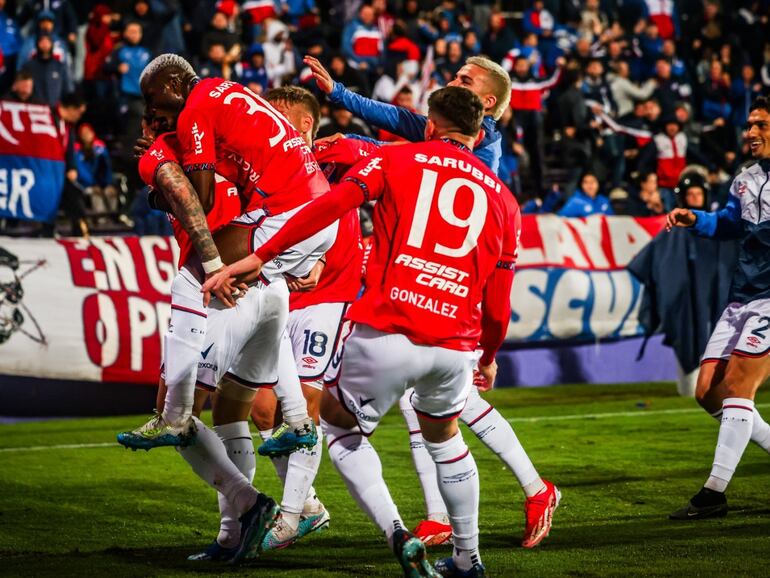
[257,138,521,364]
[176,78,330,215]
[138,133,242,268]
[288,138,377,310]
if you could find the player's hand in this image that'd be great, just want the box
[666,208,696,231]
[285,258,325,292]
[314,132,344,147]
[134,135,155,159]
[201,254,264,306]
[303,55,334,94]
[201,266,237,308]
[475,360,498,392]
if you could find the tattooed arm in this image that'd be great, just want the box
[155,161,220,264]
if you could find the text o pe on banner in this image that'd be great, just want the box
[507,215,666,342]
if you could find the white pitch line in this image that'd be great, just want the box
[2,403,769,454]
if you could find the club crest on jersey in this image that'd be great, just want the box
[191,122,205,155]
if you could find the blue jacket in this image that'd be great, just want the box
[75,140,113,188]
[692,159,770,303]
[0,10,20,57]
[115,44,151,97]
[558,190,613,217]
[327,81,503,175]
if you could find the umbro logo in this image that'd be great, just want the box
[201,343,214,359]
[302,356,317,365]
[359,396,375,407]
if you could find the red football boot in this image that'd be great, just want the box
[413,519,453,546]
[522,479,560,548]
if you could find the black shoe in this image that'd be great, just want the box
[669,487,728,520]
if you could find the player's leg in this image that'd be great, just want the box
[118,269,206,449]
[323,325,438,577]
[258,331,316,457]
[261,334,325,550]
[697,360,770,453]
[672,305,770,519]
[180,286,284,562]
[411,348,483,578]
[461,385,559,549]
[400,389,452,546]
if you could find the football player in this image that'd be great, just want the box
[204,87,518,578]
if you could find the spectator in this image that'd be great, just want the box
[17,11,69,70]
[610,60,656,118]
[510,55,564,193]
[234,43,269,94]
[50,93,89,238]
[74,123,118,220]
[282,0,319,29]
[558,64,591,194]
[2,69,41,103]
[201,9,239,58]
[17,0,77,51]
[242,0,279,41]
[0,0,21,91]
[327,53,370,96]
[198,42,226,78]
[342,4,384,71]
[378,86,414,142]
[23,34,72,107]
[700,59,731,122]
[105,21,150,105]
[263,19,296,87]
[732,64,762,141]
[643,0,678,40]
[558,172,613,217]
[83,4,116,137]
[435,41,463,84]
[502,32,543,78]
[128,0,175,56]
[104,21,150,193]
[316,104,372,139]
[522,0,555,38]
[481,10,516,65]
[652,58,691,118]
[638,116,707,210]
[632,172,666,216]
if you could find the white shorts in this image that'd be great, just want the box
[702,299,770,362]
[233,203,338,284]
[162,269,289,391]
[323,317,354,388]
[332,324,477,435]
[287,302,350,387]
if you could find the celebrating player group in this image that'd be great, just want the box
[113,46,770,577]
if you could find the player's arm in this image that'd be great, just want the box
[154,162,220,265]
[666,185,742,239]
[477,208,521,389]
[202,156,385,296]
[304,55,428,141]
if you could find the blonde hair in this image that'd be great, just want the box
[465,56,511,120]
[139,54,196,89]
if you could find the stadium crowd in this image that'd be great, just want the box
[0,0,765,235]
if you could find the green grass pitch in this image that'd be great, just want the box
[1,382,769,577]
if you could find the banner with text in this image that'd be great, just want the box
[0,215,666,384]
[508,214,666,342]
[0,100,65,223]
